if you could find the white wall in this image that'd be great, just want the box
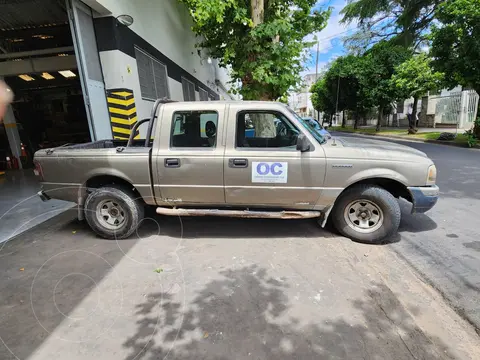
[92,0,232,97]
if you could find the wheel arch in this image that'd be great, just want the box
[320,176,411,227]
[84,175,144,204]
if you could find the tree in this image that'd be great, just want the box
[180,0,330,101]
[430,0,480,138]
[311,55,374,129]
[341,0,441,51]
[310,78,335,122]
[326,55,365,128]
[358,41,411,130]
[430,0,480,95]
[390,53,444,129]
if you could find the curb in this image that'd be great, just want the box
[333,131,480,150]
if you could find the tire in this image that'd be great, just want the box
[84,185,144,239]
[331,185,401,244]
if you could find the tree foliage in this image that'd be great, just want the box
[179,0,331,100]
[311,41,412,130]
[430,0,480,95]
[359,42,411,108]
[341,0,441,51]
[390,53,444,100]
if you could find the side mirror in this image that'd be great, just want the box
[296,134,311,152]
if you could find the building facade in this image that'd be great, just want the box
[289,73,318,118]
[0,0,235,164]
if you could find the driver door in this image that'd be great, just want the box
[223,105,326,209]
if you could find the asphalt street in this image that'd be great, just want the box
[1,134,480,359]
[333,132,480,331]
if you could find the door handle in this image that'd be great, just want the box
[164,158,180,168]
[229,158,248,168]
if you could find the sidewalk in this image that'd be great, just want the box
[331,126,479,149]
[0,170,74,244]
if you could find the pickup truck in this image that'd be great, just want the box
[33,100,438,243]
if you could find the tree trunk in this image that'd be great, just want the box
[251,0,264,27]
[342,110,346,128]
[412,96,419,130]
[354,111,359,130]
[250,113,276,137]
[376,106,383,132]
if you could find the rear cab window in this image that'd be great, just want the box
[170,111,219,148]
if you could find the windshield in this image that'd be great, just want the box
[285,107,326,145]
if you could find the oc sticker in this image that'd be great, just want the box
[252,162,288,183]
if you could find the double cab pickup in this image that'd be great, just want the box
[34,100,439,243]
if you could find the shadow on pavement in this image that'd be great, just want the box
[122,265,451,360]
[398,199,437,234]
[0,209,138,360]
[138,207,330,240]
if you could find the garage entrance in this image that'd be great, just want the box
[0,0,110,170]
[0,0,110,243]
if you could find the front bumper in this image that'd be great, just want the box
[407,185,439,214]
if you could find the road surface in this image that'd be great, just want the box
[333,132,480,332]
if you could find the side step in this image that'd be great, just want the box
[156,207,321,219]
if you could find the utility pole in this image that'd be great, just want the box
[335,75,340,126]
[315,40,320,122]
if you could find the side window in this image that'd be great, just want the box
[171,111,218,148]
[236,111,299,148]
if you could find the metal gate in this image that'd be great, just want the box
[429,92,462,125]
[427,90,479,128]
[465,90,479,125]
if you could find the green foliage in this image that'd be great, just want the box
[341,0,441,51]
[179,0,331,100]
[464,130,478,148]
[430,0,480,95]
[311,41,411,130]
[310,55,368,115]
[310,78,335,115]
[358,42,411,108]
[390,53,444,100]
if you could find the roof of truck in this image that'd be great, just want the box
[160,100,289,108]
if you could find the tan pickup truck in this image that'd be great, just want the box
[33,100,438,243]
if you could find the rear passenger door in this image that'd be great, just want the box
[224,105,326,209]
[155,104,226,205]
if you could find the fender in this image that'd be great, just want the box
[318,168,409,228]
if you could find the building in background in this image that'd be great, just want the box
[0,0,236,165]
[289,73,318,118]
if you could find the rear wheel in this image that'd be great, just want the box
[331,185,401,243]
[84,185,144,239]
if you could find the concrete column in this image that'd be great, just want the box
[419,96,429,127]
[2,104,22,169]
[459,90,469,129]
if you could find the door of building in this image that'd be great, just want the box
[67,0,112,140]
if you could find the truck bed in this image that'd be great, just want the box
[60,139,147,150]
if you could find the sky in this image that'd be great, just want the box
[301,0,358,77]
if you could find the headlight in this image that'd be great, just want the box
[427,164,437,185]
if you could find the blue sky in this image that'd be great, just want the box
[301,0,358,76]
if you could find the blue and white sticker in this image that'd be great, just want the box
[252,162,288,183]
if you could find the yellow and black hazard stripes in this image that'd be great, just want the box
[107,89,140,140]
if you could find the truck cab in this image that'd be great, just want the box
[34,100,439,243]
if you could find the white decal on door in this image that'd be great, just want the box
[252,162,288,183]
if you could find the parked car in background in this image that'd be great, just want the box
[301,117,332,139]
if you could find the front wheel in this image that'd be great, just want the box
[84,185,144,239]
[331,185,401,243]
